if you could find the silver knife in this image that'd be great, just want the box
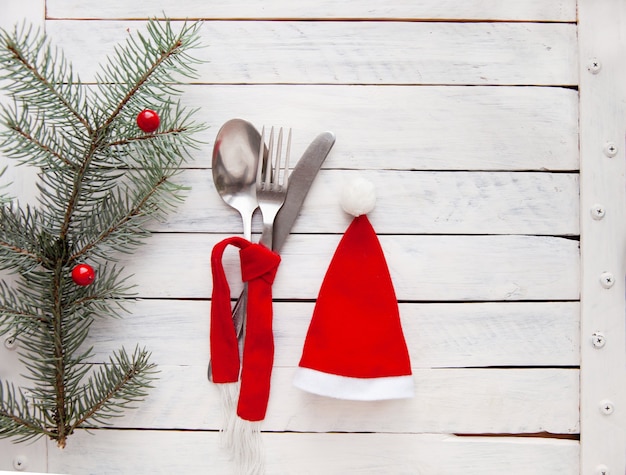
[208,131,336,380]
[272,131,335,252]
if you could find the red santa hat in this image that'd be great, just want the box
[293,177,414,400]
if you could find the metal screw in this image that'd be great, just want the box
[596,465,610,475]
[592,332,606,349]
[13,455,28,471]
[600,400,614,415]
[588,58,602,74]
[600,272,615,289]
[604,142,618,158]
[4,336,18,350]
[590,204,606,220]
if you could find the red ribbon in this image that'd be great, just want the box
[210,236,281,421]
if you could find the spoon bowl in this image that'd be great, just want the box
[212,118,262,240]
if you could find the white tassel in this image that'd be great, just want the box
[231,418,264,475]
[218,382,240,451]
[217,383,265,474]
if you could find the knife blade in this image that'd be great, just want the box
[272,131,335,252]
[208,130,335,380]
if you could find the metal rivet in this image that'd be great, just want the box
[590,204,606,220]
[4,336,18,350]
[592,332,606,349]
[600,400,614,415]
[604,142,618,158]
[600,272,615,289]
[596,465,610,475]
[587,58,602,74]
[13,455,28,471]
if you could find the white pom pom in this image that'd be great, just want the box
[340,177,376,217]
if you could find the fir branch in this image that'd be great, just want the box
[68,347,158,433]
[101,40,180,131]
[95,20,201,131]
[0,239,41,267]
[57,20,202,242]
[0,306,43,334]
[0,280,45,336]
[0,166,10,204]
[0,23,91,133]
[49,259,69,445]
[95,20,201,114]
[0,381,55,442]
[1,104,78,170]
[107,126,189,148]
[101,100,204,171]
[61,263,135,321]
[68,174,171,262]
[0,18,204,447]
[0,203,47,270]
[59,138,99,240]
[10,125,74,169]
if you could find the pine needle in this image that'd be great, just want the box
[0,18,204,447]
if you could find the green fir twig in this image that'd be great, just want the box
[0,18,204,447]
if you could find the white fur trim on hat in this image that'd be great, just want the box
[340,177,376,217]
[293,367,414,401]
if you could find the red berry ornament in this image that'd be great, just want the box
[136,109,160,133]
[71,264,96,286]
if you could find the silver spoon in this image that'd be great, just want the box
[209,118,263,380]
[212,118,262,241]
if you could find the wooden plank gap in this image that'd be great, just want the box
[454,432,580,440]
[46,17,579,24]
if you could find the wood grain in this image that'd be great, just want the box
[45,20,578,86]
[46,0,577,22]
[0,438,47,473]
[119,233,579,300]
[0,2,593,473]
[78,366,577,434]
[578,0,626,472]
[154,170,580,235]
[85,300,580,368]
[47,430,579,475]
[179,85,579,171]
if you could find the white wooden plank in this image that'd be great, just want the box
[48,430,579,475]
[46,0,577,22]
[0,0,44,26]
[84,300,579,368]
[0,439,47,473]
[44,21,578,86]
[136,84,580,171]
[88,366,578,434]
[119,234,579,300]
[578,1,626,474]
[154,170,580,235]
[47,430,579,475]
[187,85,579,171]
[0,84,580,183]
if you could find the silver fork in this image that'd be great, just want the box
[257,126,291,248]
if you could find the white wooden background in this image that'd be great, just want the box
[1,1,625,474]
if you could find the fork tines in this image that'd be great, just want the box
[259,126,291,191]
